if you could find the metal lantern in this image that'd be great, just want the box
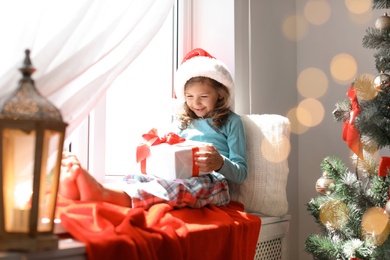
[0,50,67,251]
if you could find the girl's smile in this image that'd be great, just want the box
[184,82,220,118]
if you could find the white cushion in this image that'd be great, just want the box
[230,114,291,217]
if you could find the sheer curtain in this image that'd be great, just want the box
[0,0,174,137]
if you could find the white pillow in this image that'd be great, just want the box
[230,114,291,217]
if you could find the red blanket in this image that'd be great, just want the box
[57,198,261,260]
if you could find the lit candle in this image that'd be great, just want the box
[12,184,32,232]
[12,208,30,232]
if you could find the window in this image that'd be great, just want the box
[67,1,184,183]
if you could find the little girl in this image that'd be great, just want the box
[59,48,247,209]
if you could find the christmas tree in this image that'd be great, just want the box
[305,1,390,259]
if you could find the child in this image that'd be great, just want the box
[59,48,247,209]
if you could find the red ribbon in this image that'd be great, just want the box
[342,86,363,159]
[379,157,390,177]
[192,147,200,177]
[136,128,186,174]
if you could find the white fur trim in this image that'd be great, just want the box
[174,56,234,100]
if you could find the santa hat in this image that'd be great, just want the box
[174,48,234,100]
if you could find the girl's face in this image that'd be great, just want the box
[184,81,220,118]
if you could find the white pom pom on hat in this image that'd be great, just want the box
[174,48,234,100]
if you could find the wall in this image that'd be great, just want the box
[192,0,383,259]
[245,1,299,258]
[190,0,235,75]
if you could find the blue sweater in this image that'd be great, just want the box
[177,112,247,184]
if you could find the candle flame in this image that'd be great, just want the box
[14,183,32,209]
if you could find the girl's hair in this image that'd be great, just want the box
[177,76,231,130]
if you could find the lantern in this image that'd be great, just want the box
[0,50,67,251]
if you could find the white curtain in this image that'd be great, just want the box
[0,0,174,136]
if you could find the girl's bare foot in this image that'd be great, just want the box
[59,152,104,201]
[59,152,81,200]
[59,152,132,207]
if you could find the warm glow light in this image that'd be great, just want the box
[287,108,310,134]
[260,134,291,163]
[282,15,308,41]
[297,67,328,98]
[330,53,357,84]
[344,0,371,14]
[361,207,390,246]
[14,183,32,209]
[304,0,331,25]
[41,218,50,224]
[297,98,325,127]
[349,10,372,24]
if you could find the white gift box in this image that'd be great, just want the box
[139,140,211,180]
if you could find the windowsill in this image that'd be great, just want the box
[0,220,86,259]
[0,237,87,260]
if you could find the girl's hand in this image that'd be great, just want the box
[194,145,224,172]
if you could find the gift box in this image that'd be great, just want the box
[138,140,212,180]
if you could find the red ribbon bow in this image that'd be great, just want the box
[141,128,186,147]
[136,129,186,173]
[342,86,363,159]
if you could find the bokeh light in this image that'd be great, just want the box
[283,15,308,41]
[304,0,331,26]
[349,10,372,24]
[287,107,310,135]
[297,98,325,127]
[344,0,371,15]
[319,199,349,229]
[297,67,328,98]
[330,53,357,84]
[261,134,291,163]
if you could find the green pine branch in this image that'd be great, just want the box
[305,234,343,259]
[368,174,390,206]
[333,99,351,123]
[373,0,390,9]
[357,94,390,149]
[374,49,390,72]
[362,27,390,51]
[319,156,348,180]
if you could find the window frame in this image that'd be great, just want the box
[68,0,193,183]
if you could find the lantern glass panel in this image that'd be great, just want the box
[2,128,35,233]
[37,129,63,232]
